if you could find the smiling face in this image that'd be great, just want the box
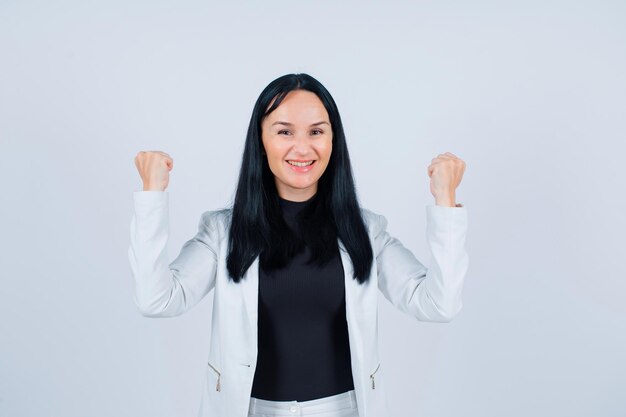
[261,89,333,202]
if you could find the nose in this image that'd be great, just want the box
[290,133,314,155]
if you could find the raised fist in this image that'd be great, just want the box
[427,152,465,204]
[134,150,174,191]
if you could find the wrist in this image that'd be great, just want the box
[143,184,165,191]
[435,194,456,207]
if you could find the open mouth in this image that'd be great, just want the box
[286,160,315,167]
[285,160,317,172]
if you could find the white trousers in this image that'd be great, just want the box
[248,389,359,417]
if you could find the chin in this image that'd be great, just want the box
[281,177,317,187]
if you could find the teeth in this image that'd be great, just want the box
[287,160,314,167]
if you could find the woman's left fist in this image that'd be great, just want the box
[427,152,466,203]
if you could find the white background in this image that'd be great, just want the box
[1,1,625,416]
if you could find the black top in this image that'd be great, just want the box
[250,194,355,401]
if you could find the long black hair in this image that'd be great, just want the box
[225,73,373,284]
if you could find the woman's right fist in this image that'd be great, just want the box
[134,151,174,191]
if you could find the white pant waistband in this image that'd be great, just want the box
[248,389,357,416]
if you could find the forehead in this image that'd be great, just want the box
[265,90,329,124]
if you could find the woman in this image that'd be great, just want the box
[129,73,468,417]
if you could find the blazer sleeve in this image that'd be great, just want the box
[374,205,469,322]
[127,191,219,318]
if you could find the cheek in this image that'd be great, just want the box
[323,146,333,161]
[263,142,285,164]
[316,140,333,159]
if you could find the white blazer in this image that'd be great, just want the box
[128,191,469,417]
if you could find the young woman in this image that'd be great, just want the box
[129,73,468,417]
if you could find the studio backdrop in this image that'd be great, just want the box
[1,1,624,416]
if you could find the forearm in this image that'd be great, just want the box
[128,191,178,316]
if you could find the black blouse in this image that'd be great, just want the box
[250,194,355,401]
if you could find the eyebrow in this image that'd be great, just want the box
[271,121,330,127]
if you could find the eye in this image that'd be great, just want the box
[311,129,323,135]
[278,130,291,135]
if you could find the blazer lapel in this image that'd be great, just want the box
[241,255,260,356]
[338,239,367,417]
